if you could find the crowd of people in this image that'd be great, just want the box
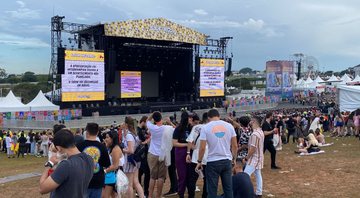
[1,102,359,198]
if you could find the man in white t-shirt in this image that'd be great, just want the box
[146,112,167,198]
[196,109,238,198]
[186,113,209,198]
[309,115,320,132]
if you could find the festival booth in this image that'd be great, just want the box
[26,91,60,111]
[348,75,360,85]
[0,91,29,112]
[0,90,81,126]
[339,74,352,85]
[338,85,360,112]
[314,76,325,83]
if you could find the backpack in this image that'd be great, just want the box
[127,133,147,163]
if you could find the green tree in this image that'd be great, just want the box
[0,68,7,78]
[13,82,51,103]
[324,70,333,76]
[239,67,253,74]
[22,71,37,82]
[6,74,21,84]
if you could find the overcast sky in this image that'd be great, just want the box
[1,0,360,74]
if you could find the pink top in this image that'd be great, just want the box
[354,115,360,127]
[247,128,264,169]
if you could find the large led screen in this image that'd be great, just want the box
[120,71,141,98]
[61,50,105,102]
[200,58,225,97]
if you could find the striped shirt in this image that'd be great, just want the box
[247,128,264,169]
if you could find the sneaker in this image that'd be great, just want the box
[195,186,201,192]
[271,166,281,170]
[163,191,178,197]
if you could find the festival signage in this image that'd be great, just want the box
[200,58,225,97]
[281,61,294,98]
[61,50,105,102]
[266,61,282,95]
[120,71,142,98]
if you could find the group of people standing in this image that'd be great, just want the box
[37,109,275,198]
[1,129,53,158]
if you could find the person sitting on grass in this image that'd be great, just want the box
[295,132,320,154]
[315,128,325,145]
[232,158,254,198]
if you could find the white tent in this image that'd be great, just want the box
[314,76,325,83]
[340,74,352,84]
[338,85,360,112]
[0,90,30,112]
[351,75,360,83]
[308,81,320,89]
[327,75,342,82]
[26,90,60,111]
[304,77,313,84]
[295,78,305,88]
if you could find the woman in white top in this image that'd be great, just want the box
[122,117,144,198]
[40,131,49,157]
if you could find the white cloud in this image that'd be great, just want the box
[76,17,88,21]
[16,1,26,8]
[177,18,282,37]
[193,9,208,16]
[0,33,49,48]
[5,1,41,19]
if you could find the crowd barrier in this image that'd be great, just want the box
[0,102,279,130]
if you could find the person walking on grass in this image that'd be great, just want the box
[262,112,281,169]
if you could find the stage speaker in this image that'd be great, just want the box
[226,58,232,77]
[106,50,117,83]
[297,60,301,80]
[57,47,65,74]
[194,56,200,83]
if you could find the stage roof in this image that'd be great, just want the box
[104,18,207,45]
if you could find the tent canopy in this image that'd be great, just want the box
[340,74,352,84]
[0,91,29,112]
[338,85,360,112]
[304,77,313,84]
[315,76,324,83]
[352,75,360,83]
[327,75,342,82]
[26,90,60,111]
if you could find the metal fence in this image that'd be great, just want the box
[1,103,277,130]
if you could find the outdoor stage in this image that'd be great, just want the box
[51,16,232,116]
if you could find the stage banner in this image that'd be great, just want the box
[266,61,282,96]
[62,50,105,102]
[281,61,294,98]
[120,71,142,98]
[200,58,225,97]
